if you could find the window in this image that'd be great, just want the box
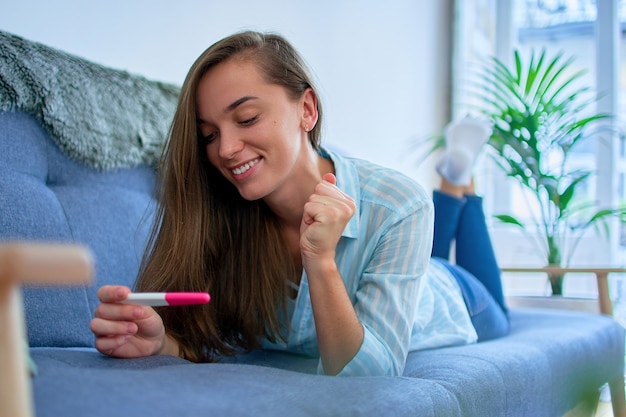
[454,0,624,295]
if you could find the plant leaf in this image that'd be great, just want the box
[494,214,526,229]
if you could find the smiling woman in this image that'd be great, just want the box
[89,30,508,378]
[109,32,367,375]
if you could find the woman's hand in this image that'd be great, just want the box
[90,285,177,359]
[300,173,356,271]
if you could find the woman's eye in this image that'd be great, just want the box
[199,132,217,144]
[240,116,258,126]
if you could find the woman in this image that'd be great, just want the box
[90,31,508,377]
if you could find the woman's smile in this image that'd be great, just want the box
[230,156,262,180]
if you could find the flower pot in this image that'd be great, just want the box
[548,271,565,296]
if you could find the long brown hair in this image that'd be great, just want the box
[135,31,323,362]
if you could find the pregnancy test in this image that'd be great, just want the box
[121,292,211,306]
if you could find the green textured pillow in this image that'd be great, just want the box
[0,30,180,170]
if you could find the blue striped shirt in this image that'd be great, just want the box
[262,149,476,376]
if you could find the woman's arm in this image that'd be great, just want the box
[305,257,364,375]
[300,173,362,375]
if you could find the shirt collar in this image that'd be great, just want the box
[320,147,360,239]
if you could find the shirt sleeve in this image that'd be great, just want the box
[328,194,434,377]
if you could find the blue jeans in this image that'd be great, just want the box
[431,191,509,342]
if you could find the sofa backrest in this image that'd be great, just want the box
[0,30,179,347]
[0,110,157,346]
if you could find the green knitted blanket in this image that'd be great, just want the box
[0,30,180,170]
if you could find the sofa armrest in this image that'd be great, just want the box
[0,243,93,417]
[502,266,626,417]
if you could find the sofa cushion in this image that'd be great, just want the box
[31,348,459,417]
[0,110,157,347]
[29,308,624,417]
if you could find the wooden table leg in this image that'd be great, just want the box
[595,272,613,316]
[610,375,626,417]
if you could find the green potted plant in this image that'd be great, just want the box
[417,48,626,295]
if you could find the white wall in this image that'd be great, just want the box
[0,0,451,191]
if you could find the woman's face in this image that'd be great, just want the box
[196,58,312,202]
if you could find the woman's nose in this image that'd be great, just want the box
[218,130,244,160]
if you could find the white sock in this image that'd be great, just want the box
[436,116,491,185]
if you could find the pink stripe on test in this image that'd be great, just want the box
[164,292,211,306]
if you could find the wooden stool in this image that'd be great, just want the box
[0,243,93,417]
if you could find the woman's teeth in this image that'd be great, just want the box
[232,158,260,175]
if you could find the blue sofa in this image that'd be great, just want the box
[1,30,625,417]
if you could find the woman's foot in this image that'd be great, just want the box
[436,116,491,186]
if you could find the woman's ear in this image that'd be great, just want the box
[301,88,318,131]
